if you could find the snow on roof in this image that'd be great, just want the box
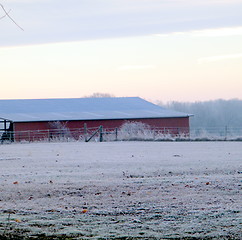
[0,97,192,122]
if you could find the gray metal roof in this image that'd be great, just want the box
[0,97,192,122]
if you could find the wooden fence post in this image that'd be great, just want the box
[225,125,228,140]
[115,128,118,141]
[84,123,87,142]
[99,126,103,142]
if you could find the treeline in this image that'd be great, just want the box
[160,99,242,129]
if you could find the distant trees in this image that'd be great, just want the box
[160,99,242,128]
[84,93,115,98]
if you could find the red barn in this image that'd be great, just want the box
[0,97,192,142]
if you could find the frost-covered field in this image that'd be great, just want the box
[0,141,241,239]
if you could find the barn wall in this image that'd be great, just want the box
[14,122,49,132]
[13,117,190,141]
[14,122,50,142]
[64,117,189,129]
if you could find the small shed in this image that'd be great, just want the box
[0,97,192,141]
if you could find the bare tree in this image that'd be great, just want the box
[0,3,23,30]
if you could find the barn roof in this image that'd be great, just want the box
[0,97,191,122]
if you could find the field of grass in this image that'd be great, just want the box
[0,141,241,239]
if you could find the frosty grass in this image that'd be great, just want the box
[0,141,241,239]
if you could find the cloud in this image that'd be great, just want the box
[169,0,242,4]
[198,53,242,64]
[191,27,242,37]
[153,26,242,39]
[118,65,156,71]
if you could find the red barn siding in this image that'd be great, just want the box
[14,122,49,132]
[14,122,49,142]
[13,117,189,141]
[64,117,189,130]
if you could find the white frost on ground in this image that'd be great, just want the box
[0,141,241,239]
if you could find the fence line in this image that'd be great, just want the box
[1,125,242,143]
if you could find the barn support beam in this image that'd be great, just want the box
[4,120,7,131]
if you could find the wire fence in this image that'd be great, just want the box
[190,127,242,140]
[1,125,242,143]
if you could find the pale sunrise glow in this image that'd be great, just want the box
[118,65,157,71]
[1,0,242,102]
[191,26,242,37]
[198,53,242,64]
